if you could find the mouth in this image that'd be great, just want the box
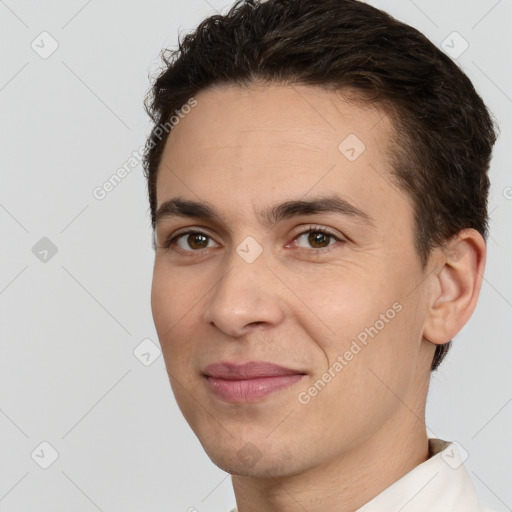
[202,361,307,403]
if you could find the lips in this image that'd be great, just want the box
[202,361,306,403]
[203,360,305,379]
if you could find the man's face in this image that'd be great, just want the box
[151,84,436,477]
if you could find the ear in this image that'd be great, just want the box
[423,228,486,345]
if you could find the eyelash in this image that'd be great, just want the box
[160,225,345,255]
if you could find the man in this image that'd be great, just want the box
[142,0,497,510]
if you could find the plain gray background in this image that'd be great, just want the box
[1,0,511,511]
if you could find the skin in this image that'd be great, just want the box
[150,83,486,512]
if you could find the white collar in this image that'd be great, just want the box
[356,438,487,512]
[229,438,491,512]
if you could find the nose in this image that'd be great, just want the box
[202,248,285,337]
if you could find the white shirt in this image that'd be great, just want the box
[228,438,493,512]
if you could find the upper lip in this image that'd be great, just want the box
[203,361,306,380]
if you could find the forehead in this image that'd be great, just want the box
[155,83,408,229]
[162,83,393,160]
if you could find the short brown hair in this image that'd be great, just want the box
[143,0,498,370]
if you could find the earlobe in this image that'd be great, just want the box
[423,229,486,345]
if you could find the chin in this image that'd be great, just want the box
[201,436,308,478]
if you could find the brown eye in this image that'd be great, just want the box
[184,233,210,250]
[294,227,341,250]
[307,231,331,248]
[164,230,219,251]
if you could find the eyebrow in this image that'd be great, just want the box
[154,195,375,229]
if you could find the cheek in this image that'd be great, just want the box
[151,261,198,330]
[150,263,202,368]
[299,268,417,383]
[294,268,392,343]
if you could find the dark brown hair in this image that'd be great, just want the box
[143,0,497,371]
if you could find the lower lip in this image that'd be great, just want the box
[205,374,305,403]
